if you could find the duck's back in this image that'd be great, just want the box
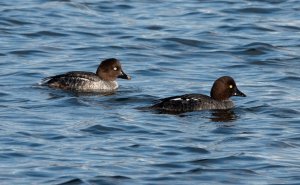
[151,94,234,113]
[43,71,118,92]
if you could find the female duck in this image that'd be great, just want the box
[151,76,246,113]
[42,58,131,92]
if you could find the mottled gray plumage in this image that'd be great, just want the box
[43,71,118,92]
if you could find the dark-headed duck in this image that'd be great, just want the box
[42,58,131,92]
[150,76,246,113]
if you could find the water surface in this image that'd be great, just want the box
[1,0,300,184]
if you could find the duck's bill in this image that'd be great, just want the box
[118,70,131,80]
[233,88,246,97]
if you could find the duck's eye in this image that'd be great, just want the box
[113,67,118,71]
[229,85,233,89]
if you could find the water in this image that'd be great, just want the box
[1,0,300,184]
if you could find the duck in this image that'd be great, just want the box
[150,76,246,113]
[42,58,131,92]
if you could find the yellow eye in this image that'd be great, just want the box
[113,67,118,71]
[229,85,233,89]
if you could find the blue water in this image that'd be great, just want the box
[1,0,300,184]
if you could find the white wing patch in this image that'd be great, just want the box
[171,97,200,101]
[171,98,183,101]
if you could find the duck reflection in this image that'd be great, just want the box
[209,109,237,122]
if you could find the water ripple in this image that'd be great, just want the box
[24,31,69,37]
[81,124,124,135]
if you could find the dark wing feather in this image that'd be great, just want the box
[152,94,213,113]
[42,71,101,89]
[43,71,100,82]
